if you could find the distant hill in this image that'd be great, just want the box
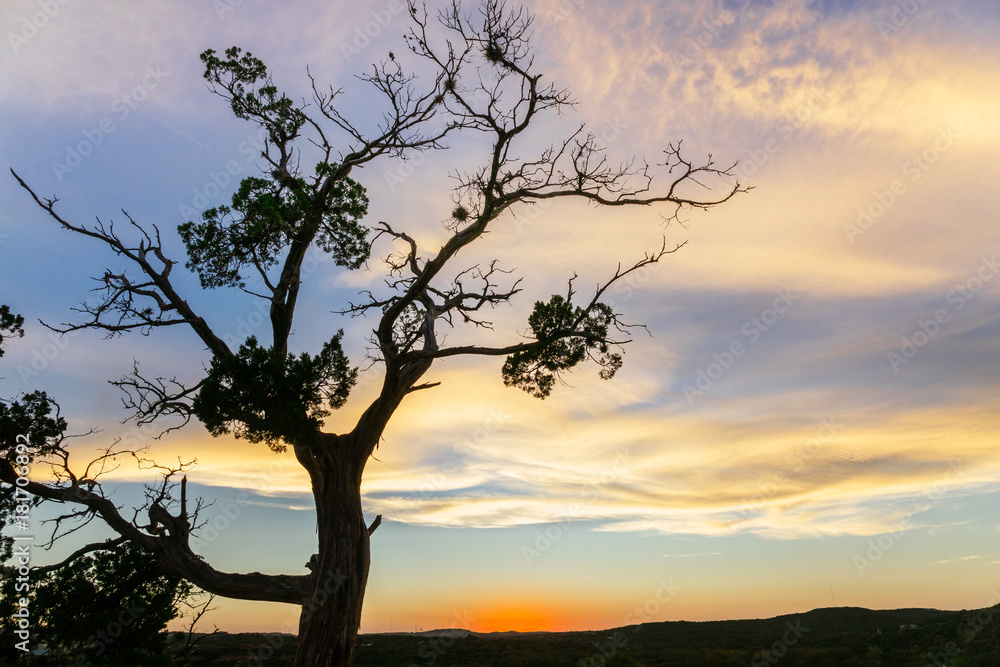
[173,604,1000,666]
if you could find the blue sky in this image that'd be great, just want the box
[2,0,1000,634]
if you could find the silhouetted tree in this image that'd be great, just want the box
[5,2,745,665]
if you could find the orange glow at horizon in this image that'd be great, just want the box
[464,601,610,633]
[471,606,558,633]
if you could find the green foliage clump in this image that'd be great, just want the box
[200,46,305,139]
[178,174,369,290]
[193,333,357,450]
[180,47,371,291]
[0,391,66,563]
[0,304,25,357]
[502,294,622,398]
[1,390,66,456]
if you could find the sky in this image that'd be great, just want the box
[2,0,1000,637]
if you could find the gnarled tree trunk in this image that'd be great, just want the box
[292,433,372,667]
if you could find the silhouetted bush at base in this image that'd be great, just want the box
[0,542,190,667]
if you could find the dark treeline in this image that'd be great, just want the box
[162,604,1000,666]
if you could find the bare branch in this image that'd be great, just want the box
[5,537,128,577]
[170,591,221,660]
[10,170,232,360]
[111,361,202,435]
[0,443,308,604]
[411,239,682,363]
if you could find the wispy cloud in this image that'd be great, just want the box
[663,552,722,558]
[930,556,984,565]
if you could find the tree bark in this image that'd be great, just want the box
[292,433,371,667]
